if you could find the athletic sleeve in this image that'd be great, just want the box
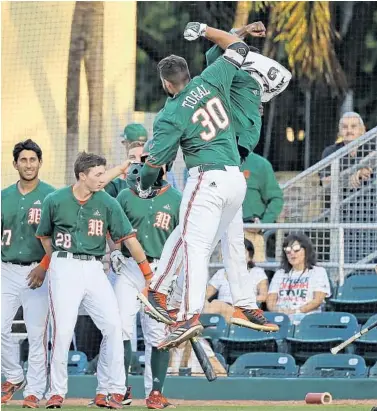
[311,267,331,297]
[140,117,183,190]
[107,198,135,243]
[201,56,238,97]
[35,194,54,238]
[205,45,223,66]
[268,269,284,294]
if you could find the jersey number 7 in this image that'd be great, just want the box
[192,97,229,141]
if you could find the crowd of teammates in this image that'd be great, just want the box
[1,21,292,409]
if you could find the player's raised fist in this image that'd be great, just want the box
[184,22,207,41]
[245,21,266,37]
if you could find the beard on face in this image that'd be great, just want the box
[19,169,38,181]
[162,82,174,98]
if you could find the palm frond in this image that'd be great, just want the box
[269,1,347,93]
[234,1,272,28]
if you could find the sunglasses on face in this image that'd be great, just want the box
[284,244,303,254]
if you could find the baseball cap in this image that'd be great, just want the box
[122,123,148,143]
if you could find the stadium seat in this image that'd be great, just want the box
[354,314,377,365]
[299,353,368,378]
[199,314,228,348]
[369,361,377,378]
[286,312,359,364]
[328,273,377,323]
[229,352,298,377]
[217,313,293,364]
[67,350,88,375]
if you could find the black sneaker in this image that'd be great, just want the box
[231,307,279,332]
[138,288,175,325]
[158,314,203,350]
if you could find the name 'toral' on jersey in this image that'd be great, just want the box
[144,56,243,173]
[116,184,181,259]
[35,186,135,256]
[1,181,55,263]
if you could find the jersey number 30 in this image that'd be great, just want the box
[192,97,229,141]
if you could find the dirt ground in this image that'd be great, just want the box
[8,398,377,407]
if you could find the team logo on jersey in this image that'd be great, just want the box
[28,208,42,224]
[153,212,171,231]
[88,219,104,236]
[243,170,251,179]
[33,200,41,205]
[93,210,101,217]
[163,204,171,211]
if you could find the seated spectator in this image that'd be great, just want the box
[320,112,372,186]
[266,233,331,324]
[204,239,268,322]
[241,152,283,262]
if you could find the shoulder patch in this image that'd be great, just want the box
[243,170,251,179]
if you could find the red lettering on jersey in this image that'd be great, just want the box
[28,208,42,224]
[88,219,104,236]
[153,212,171,231]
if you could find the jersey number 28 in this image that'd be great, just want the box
[192,97,229,141]
[55,233,72,249]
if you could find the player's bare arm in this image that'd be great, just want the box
[101,160,131,188]
[27,237,53,289]
[232,21,266,39]
[123,236,154,286]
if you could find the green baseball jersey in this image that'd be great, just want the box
[117,184,181,259]
[104,177,128,198]
[206,45,262,155]
[1,181,55,263]
[241,153,283,223]
[144,57,241,173]
[36,186,134,256]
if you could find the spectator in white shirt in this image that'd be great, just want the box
[204,239,268,321]
[266,233,331,324]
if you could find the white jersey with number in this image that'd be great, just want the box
[241,52,292,102]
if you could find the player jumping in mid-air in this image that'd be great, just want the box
[138,24,279,349]
[35,152,155,409]
[1,140,55,408]
[92,141,182,409]
[139,22,291,334]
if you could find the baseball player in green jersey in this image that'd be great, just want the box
[1,140,54,408]
[205,21,291,157]
[104,140,145,197]
[97,143,181,409]
[138,24,278,349]
[35,152,155,409]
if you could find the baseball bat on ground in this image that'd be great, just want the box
[331,320,377,354]
[190,336,217,382]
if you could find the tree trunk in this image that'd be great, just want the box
[66,1,104,184]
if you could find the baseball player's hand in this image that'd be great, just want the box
[27,265,46,289]
[184,22,207,41]
[119,160,131,174]
[110,250,127,275]
[245,21,266,37]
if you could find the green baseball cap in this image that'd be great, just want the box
[122,123,148,142]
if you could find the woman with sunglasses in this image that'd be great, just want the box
[266,233,331,324]
[204,239,268,322]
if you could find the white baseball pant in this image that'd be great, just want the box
[152,166,257,321]
[1,262,49,400]
[47,252,125,399]
[96,258,167,398]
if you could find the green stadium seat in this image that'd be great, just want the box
[328,273,377,323]
[369,361,377,378]
[67,350,88,375]
[229,352,298,377]
[354,314,377,365]
[299,353,368,378]
[199,314,228,348]
[287,312,359,364]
